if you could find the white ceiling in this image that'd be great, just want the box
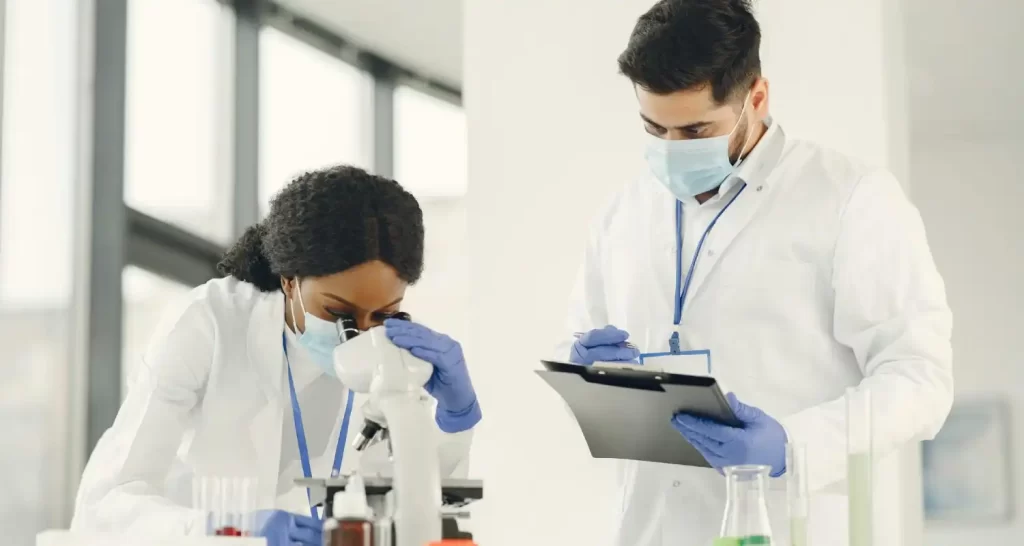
[275,0,464,88]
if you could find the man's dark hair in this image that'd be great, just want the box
[617,0,761,104]
[218,165,425,292]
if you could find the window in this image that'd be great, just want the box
[259,27,372,212]
[0,0,77,540]
[121,267,194,396]
[394,86,467,198]
[124,0,234,243]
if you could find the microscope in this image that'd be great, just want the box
[322,313,453,546]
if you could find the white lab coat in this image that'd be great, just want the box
[71,277,473,535]
[564,122,953,546]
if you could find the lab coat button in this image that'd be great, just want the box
[756,185,764,192]
[707,249,716,257]
[673,481,681,487]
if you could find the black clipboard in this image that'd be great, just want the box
[536,360,740,467]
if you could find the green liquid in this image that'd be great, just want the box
[714,537,771,546]
[848,453,873,546]
[789,516,807,546]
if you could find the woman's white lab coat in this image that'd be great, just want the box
[71,277,472,535]
[564,122,953,546]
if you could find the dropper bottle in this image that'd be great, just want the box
[324,474,375,546]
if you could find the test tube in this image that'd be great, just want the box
[786,443,808,546]
[846,387,873,546]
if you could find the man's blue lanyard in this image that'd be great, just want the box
[669,184,747,353]
[282,333,355,522]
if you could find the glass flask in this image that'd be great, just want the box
[717,464,773,545]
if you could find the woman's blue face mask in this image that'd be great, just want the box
[290,279,342,377]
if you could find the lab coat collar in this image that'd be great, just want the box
[246,290,287,402]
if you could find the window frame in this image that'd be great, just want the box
[1,0,462,527]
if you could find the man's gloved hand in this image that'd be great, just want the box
[569,325,640,365]
[252,510,321,546]
[385,319,481,433]
[671,393,788,477]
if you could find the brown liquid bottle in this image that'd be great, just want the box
[323,475,374,546]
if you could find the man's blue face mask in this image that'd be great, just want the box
[644,93,754,200]
[291,279,342,377]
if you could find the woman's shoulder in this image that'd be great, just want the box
[152,277,275,341]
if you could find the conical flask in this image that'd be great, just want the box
[716,465,773,545]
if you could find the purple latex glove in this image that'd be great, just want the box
[252,510,321,546]
[384,319,481,433]
[569,325,640,365]
[671,393,788,477]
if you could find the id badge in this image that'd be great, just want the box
[637,326,712,376]
[638,350,711,376]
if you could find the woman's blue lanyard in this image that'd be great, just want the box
[669,184,747,353]
[282,333,355,522]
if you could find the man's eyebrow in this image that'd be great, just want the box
[639,113,713,132]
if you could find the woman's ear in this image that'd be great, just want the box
[280,276,293,297]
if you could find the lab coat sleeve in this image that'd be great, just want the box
[71,299,216,535]
[780,170,954,492]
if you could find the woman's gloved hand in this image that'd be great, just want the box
[252,510,321,546]
[384,319,482,433]
[570,325,640,365]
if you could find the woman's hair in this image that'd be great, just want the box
[217,165,425,292]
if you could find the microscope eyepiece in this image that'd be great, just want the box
[335,313,360,343]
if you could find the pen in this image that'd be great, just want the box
[573,331,637,349]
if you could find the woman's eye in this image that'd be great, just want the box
[326,308,354,319]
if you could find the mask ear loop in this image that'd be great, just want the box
[729,91,756,168]
[289,277,303,334]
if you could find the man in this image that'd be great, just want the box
[563,1,953,544]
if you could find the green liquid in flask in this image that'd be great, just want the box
[714,537,771,546]
[848,452,873,546]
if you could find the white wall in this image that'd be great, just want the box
[912,134,1024,544]
[464,1,915,545]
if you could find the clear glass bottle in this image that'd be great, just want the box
[717,465,773,545]
[846,387,874,546]
[786,444,808,546]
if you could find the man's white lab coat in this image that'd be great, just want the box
[72,277,472,535]
[564,122,953,546]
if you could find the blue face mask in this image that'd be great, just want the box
[290,279,341,377]
[645,94,753,200]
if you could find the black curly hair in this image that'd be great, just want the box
[217,165,425,292]
[617,0,761,104]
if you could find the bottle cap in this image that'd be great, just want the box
[332,474,373,520]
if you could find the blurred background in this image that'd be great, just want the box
[0,0,1020,545]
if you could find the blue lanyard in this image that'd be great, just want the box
[670,184,747,351]
[282,333,355,521]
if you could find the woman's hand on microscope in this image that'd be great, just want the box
[384,319,481,433]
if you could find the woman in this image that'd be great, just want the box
[71,166,480,545]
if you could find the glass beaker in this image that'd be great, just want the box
[786,444,808,546]
[719,465,773,545]
[846,387,873,546]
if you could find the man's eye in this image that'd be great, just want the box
[683,127,705,138]
[645,123,667,136]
